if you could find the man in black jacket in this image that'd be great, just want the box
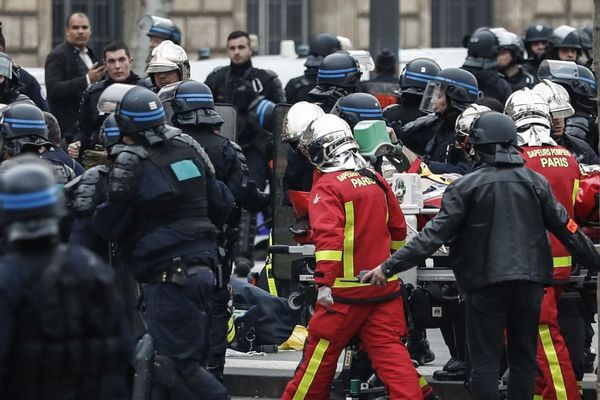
[363,112,600,400]
[45,12,105,142]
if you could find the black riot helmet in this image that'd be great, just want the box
[158,80,224,127]
[316,51,362,90]
[331,93,383,129]
[547,25,582,59]
[0,155,66,242]
[538,60,596,113]
[397,57,442,96]
[464,28,500,70]
[0,52,22,99]
[98,84,166,135]
[469,111,522,166]
[304,33,341,68]
[0,103,50,157]
[420,68,481,113]
[141,15,182,45]
[99,114,121,150]
[494,29,526,64]
[523,23,553,44]
[247,96,275,133]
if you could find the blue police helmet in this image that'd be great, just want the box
[316,51,362,89]
[158,80,225,127]
[331,92,383,129]
[99,114,121,150]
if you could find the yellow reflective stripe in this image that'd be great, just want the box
[418,375,428,389]
[391,240,405,250]
[333,275,398,288]
[226,315,235,343]
[293,338,330,400]
[539,325,568,400]
[553,256,572,268]
[533,396,544,400]
[266,233,278,296]
[315,250,343,262]
[343,201,355,280]
[571,179,580,205]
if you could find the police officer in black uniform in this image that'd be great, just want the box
[400,68,479,175]
[93,84,234,400]
[546,25,582,63]
[364,111,600,400]
[383,57,441,127]
[0,52,33,106]
[493,29,535,91]
[522,23,553,77]
[285,33,341,104]
[0,155,132,400]
[462,28,513,104]
[158,79,270,380]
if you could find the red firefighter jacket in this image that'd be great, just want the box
[521,145,581,282]
[309,169,407,301]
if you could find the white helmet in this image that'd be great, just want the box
[147,40,191,81]
[532,79,575,118]
[504,88,555,146]
[301,114,366,172]
[282,101,325,143]
[455,104,491,156]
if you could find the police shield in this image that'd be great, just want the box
[270,103,295,281]
[214,104,238,142]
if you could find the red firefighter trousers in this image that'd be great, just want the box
[282,296,423,400]
[534,286,580,400]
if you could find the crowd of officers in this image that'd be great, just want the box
[0,9,597,400]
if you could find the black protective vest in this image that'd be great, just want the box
[5,246,125,400]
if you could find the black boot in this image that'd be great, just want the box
[432,358,466,381]
[407,329,435,365]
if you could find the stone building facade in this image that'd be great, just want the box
[1,0,595,68]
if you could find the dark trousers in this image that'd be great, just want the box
[143,269,228,400]
[465,281,543,400]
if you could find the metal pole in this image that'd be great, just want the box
[369,0,400,63]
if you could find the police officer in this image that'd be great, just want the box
[93,84,234,399]
[0,103,76,185]
[144,15,182,49]
[285,33,341,104]
[522,23,553,77]
[383,57,441,126]
[546,25,582,62]
[158,79,270,380]
[462,28,513,104]
[364,111,600,400]
[0,155,132,400]
[0,52,33,106]
[493,29,535,91]
[538,60,599,155]
[401,68,479,174]
[308,50,366,112]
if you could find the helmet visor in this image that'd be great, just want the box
[97,83,138,114]
[537,60,578,81]
[347,50,375,74]
[419,81,445,113]
[0,56,13,79]
[157,82,180,104]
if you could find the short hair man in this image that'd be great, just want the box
[45,12,105,142]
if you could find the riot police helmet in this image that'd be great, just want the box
[397,57,442,96]
[331,92,383,129]
[547,25,582,60]
[304,33,342,68]
[523,23,553,44]
[158,80,224,127]
[282,101,325,143]
[420,68,481,113]
[538,60,596,112]
[464,28,500,69]
[98,83,166,134]
[0,52,22,97]
[0,155,66,242]
[316,51,362,89]
[469,111,518,148]
[147,40,191,85]
[98,114,121,150]
[0,103,50,157]
[494,29,526,63]
[247,96,276,133]
[141,15,182,46]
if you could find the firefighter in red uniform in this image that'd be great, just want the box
[281,114,424,400]
[505,87,581,400]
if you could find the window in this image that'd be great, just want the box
[431,0,494,47]
[247,0,309,55]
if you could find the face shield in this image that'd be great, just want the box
[139,15,173,37]
[419,81,447,114]
[0,55,13,80]
[347,50,375,75]
[97,83,138,114]
[537,59,578,81]
[157,81,180,122]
